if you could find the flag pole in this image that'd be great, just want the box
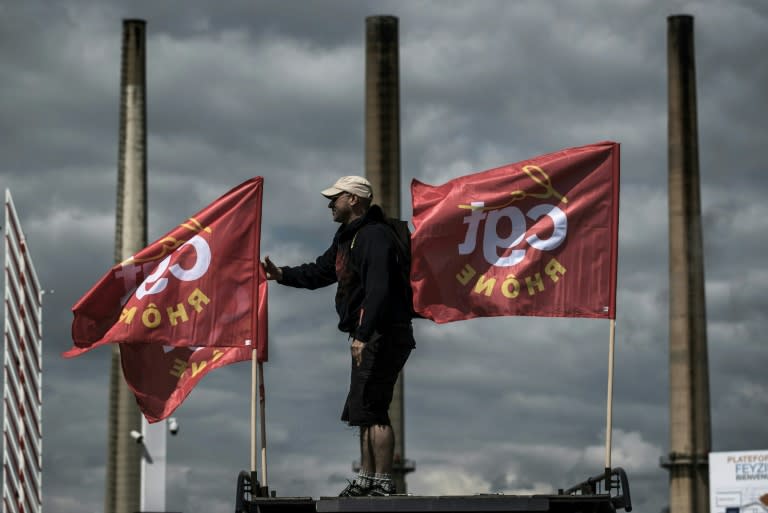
[258,360,268,494]
[604,318,616,490]
[251,349,258,470]
[251,349,258,489]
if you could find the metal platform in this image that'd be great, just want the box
[235,469,632,513]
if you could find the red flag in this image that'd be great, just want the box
[64,176,267,421]
[119,265,267,422]
[65,176,267,359]
[411,142,620,323]
[120,345,251,423]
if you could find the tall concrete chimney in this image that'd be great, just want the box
[105,19,146,513]
[366,15,401,216]
[364,15,414,493]
[664,14,711,513]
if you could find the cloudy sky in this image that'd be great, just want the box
[2,1,767,512]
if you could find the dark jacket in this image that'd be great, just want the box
[279,205,412,343]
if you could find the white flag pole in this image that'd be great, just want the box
[251,349,258,483]
[604,318,617,489]
[258,360,268,493]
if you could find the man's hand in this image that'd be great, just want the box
[262,256,283,281]
[351,339,366,367]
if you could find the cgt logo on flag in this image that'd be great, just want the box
[66,176,266,357]
[113,222,229,343]
[410,142,620,323]
[64,177,267,422]
[117,221,214,331]
[456,164,569,269]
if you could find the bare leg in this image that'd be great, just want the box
[369,424,395,474]
[360,426,374,473]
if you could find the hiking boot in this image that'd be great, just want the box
[366,483,393,496]
[339,480,370,497]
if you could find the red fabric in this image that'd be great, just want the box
[119,268,267,422]
[410,142,620,323]
[63,176,267,422]
[120,345,251,423]
[65,176,267,358]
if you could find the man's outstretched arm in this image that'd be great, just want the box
[262,243,337,290]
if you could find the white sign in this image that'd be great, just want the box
[710,450,768,513]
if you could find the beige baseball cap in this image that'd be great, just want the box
[321,175,374,199]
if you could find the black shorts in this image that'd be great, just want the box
[341,327,414,427]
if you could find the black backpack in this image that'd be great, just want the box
[380,218,421,320]
[351,217,421,320]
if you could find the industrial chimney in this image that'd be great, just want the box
[105,19,147,513]
[364,15,414,493]
[663,14,711,513]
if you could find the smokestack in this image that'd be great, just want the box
[105,19,146,513]
[664,14,711,513]
[366,15,401,217]
[364,15,413,493]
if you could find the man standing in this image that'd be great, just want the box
[262,176,415,497]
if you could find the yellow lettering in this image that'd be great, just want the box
[166,303,189,326]
[142,303,162,329]
[473,274,496,297]
[544,258,566,283]
[170,359,188,378]
[191,360,208,377]
[188,288,211,313]
[501,275,520,299]
[456,264,477,286]
[211,349,224,362]
[119,307,137,325]
[525,273,545,296]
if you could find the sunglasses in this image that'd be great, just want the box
[329,192,351,206]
